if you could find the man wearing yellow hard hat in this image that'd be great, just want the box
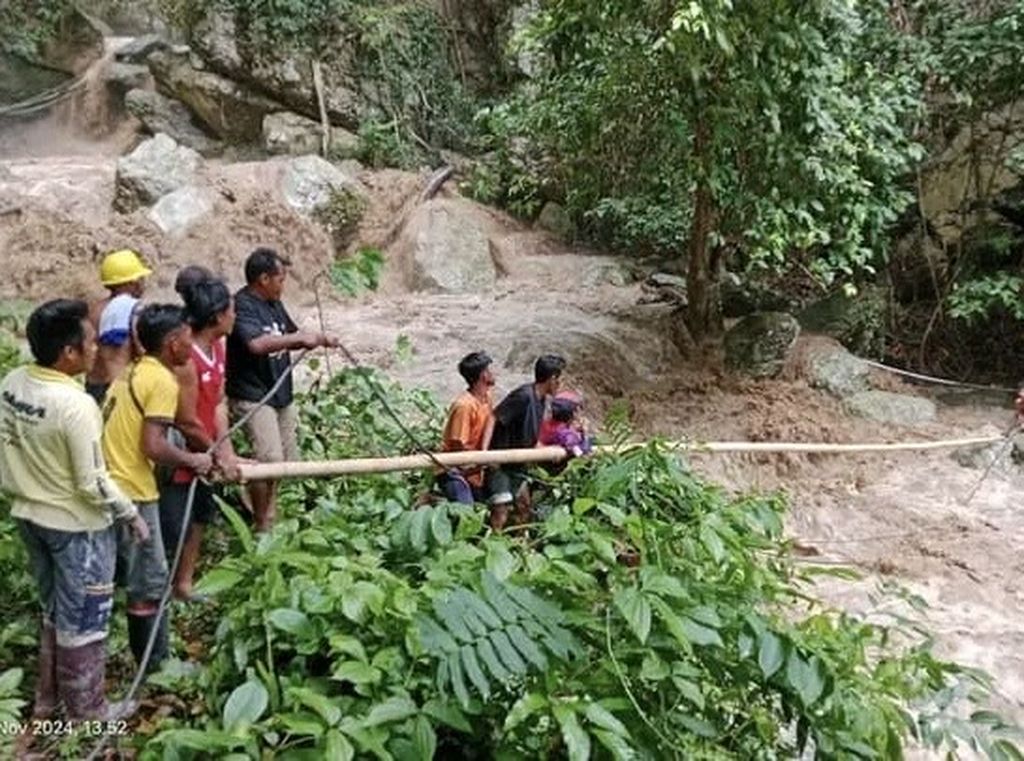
[85,250,152,404]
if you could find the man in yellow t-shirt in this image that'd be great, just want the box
[102,304,212,670]
[436,352,496,504]
[1,300,148,734]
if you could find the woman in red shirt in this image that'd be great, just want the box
[161,273,239,600]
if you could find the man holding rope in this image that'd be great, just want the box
[226,248,338,532]
[0,300,148,733]
[102,305,213,670]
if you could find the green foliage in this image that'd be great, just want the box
[136,372,1018,759]
[948,273,1024,325]
[499,0,925,335]
[328,246,384,297]
[315,187,368,253]
[0,0,73,60]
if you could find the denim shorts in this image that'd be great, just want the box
[116,501,168,605]
[17,520,116,648]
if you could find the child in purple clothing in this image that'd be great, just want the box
[539,392,593,457]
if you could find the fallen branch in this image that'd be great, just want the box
[238,435,1002,481]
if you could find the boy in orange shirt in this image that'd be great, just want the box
[436,352,495,504]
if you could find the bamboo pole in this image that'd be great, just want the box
[237,435,1003,482]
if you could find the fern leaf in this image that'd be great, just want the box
[456,587,503,630]
[508,623,548,671]
[447,651,471,709]
[476,637,512,683]
[450,591,490,638]
[481,571,521,624]
[506,583,565,626]
[433,597,474,643]
[460,644,491,700]
[416,614,458,654]
[489,630,528,675]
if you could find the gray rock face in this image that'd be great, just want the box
[191,10,361,128]
[951,437,1014,473]
[844,391,937,426]
[115,34,170,64]
[398,198,498,293]
[798,287,886,357]
[124,89,222,156]
[147,185,213,237]
[262,112,362,158]
[114,133,202,212]
[148,50,284,141]
[724,312,801,379]
[280,155,362,216]
[536,201,574,239]
[103,62,151,96]
[805,345,870,398]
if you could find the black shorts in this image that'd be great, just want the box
[159,481,217,561]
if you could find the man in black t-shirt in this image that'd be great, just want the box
[226,248,337,531]
[486,354,566,530]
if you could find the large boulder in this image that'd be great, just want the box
[262,112,361,158]
[191,11,362,129]
[951,428,1016,474]
[148,50,285,141]
[114,133,202,212]
[802,343,870,398]
[724,312,800,379]
[125,89,222,156]
[844,391,937,426]
[798,286,886,358]
[147,185,214,237]
[279,155,363,216]
[397,198,498,293]
[535,201,573,239]
[115,34,170,64]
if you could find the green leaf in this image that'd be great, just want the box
[412,715,437,761]
[489,630,528,675]
[505,582,564,625]
[476,637,512,683]
[364,696,418,726]
[672,677,706,711]
[447,651,471,709]
[192,568,243,596]
[422,698,473,733]
[505,693,548,731]
[331,661,382,685]
[223,680,268,733]
[216,496,255,554]
[700,525,726,563]
[786,653,825,706]
[680,617,724,647]
[758,631,785,679]
[434,597,474,643]
[416,615,459,654]
[594,728,636,760]
[573,497,597,515]
[411,507,432,552]
[0,668,23,695]
[325,729,355,761]
[342,581,385,624]
[277,711,326,737]
[461,644,491,700]
[430,504,453,546]
[486,542,518,581]
[287,687,341,726]
[614,587,651,644]
[456,587,503,629]
[480,571,522,623]
[508,623,548,670]
[553,702,591,761]
[268,608,315,639]
[154,729,248,751]
[585,703,629,738]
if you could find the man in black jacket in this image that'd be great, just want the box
[486,354,566,530]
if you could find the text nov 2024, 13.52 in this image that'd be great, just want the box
[0,719,130,737]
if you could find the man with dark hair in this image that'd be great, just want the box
[436,352,496,504]
[1,300,148,730]
[86,249,152,405]
[227,247,337,532]
[486,354,566,530]
[103,304,213,670]
[162,276,239,600]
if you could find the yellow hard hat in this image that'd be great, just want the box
[100,249,152,287]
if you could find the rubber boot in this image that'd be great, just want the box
[127,612,169,672]
[56,640,108,720]
[32,623,58,718]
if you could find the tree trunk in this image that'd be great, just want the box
[685,116,721,342]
